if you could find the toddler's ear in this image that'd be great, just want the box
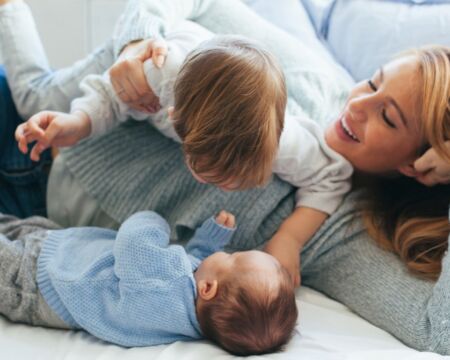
[197,279,218,301]
[167,106,174,119]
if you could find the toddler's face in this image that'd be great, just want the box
[196,250,281,285]
[185,157,243,191]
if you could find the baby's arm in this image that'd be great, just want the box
[113,211,172,281]
[186,211,236,261]
[266,116,353,286]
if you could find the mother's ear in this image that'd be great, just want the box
[167,106,174,119]
[398,162,421,178]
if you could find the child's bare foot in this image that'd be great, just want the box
[215,210,236,228]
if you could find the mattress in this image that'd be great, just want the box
[0,287,444,359]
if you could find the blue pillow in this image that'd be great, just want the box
[302,0,450,81]
[243,0,353,83]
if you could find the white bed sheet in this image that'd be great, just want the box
[1,287,444,360]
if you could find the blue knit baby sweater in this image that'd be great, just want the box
[37,211,235,347]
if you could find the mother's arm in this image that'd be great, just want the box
[113,0,352,126]
[301,197,450,354]
[0,1,114,119]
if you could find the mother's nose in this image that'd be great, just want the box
[346,95,371,123]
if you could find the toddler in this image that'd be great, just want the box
[16,21,353,284]
[0,210,297,356]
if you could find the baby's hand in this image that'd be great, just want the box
[414,142,450,186]
[15,110,91,161]
[264,233,301,287]
[215,210,236,228]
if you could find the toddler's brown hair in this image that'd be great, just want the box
[172,35,287,189]
[197,266,298,356]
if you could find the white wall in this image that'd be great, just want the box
[22,0,127,68]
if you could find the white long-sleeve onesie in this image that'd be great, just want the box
[71,20,353,215]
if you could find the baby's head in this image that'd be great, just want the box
[171,35,287,190]
[194,250,297,356]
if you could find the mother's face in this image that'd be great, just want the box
[325,55,425,176]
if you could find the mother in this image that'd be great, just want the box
[1,0,450,354]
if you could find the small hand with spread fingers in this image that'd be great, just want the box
[15,110,91,161]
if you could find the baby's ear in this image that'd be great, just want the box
[167,106,175,119]
[197,279,218,301]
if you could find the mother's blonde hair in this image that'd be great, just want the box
[364,45,450,280]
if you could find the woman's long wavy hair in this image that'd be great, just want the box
[363,46,450,280]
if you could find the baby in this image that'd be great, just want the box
[16,21,352,284]
[0,210,297,355]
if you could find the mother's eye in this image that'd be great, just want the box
[367,79,377,92]
[367,80,397,129]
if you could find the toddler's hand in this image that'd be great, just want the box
[414,142,450,186]
[15,110,91,162]
[264,233,301,287]
[215,210,236,228]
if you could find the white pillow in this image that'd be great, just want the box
[305,0,450,80]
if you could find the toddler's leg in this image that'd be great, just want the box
[0,213,69,329]
[0,1,114,119]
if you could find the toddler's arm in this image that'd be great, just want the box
[15,22,212,160]
[265,207,327,286]
[15,110,91,161]
[71,21,211,140]
[186,210,236,261]
[266,115,353,285]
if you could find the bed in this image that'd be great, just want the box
[0,287,444,359]
[2,0,450,358]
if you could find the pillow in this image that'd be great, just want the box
[243,0,353,83]
[302,0,450,81]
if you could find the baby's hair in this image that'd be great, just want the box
[173,35,287,189]
[197,266,298,356]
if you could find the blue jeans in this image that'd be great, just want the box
[0,3,113,217]
[0,66,51,217]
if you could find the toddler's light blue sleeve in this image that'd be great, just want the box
[186,217,235,261]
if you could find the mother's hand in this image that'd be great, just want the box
[109,39,168,113]
[414,142,450,186]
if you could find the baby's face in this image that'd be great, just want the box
[196,250,281,285]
